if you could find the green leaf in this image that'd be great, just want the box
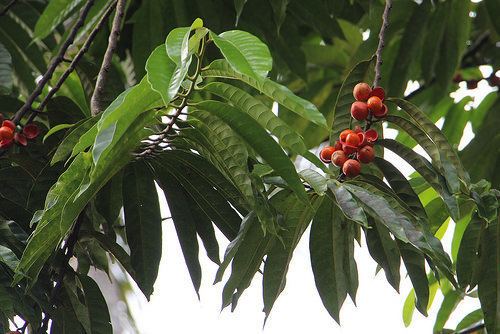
[299,169,327,196]
[263,193,321,320]
[365,219,401,292]
[402,290,415,327]
[433,288,463,333]
[387,98,467,184]
[397,241,429,316]
[43,123,75,142]
[455,309,484,331]
[233,0,247,25]
[373,157,427,221]
[201,82,307,155]
[132,0,169,78]
[378,138,459,221]
[122,162,162,299]
[210,30,271,79]
[215,211,255,284]
[456,213,484,289]
[155,169,202,297]
[268,0,289,34]
[145,45,180,106]
[0,42,12,94]
[328,181,368,227]
[194,100,307,202]
[0,245,18,271]
[420,3,448,82]
[14,152,93,285]
[309,197,356,323]
[329,58,373,144]
[153,155,242,241]
[34,0,84,39]
[79,275,113,334]
[221,211,275,310]
[202,59,327,129]
[477,219,500,334]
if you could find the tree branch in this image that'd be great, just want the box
[0,0,18,17]
[12,0,96,124]
[373,0,393,88]
[90,0,126,116]
[26,1,118,124]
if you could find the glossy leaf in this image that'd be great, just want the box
[310,198,357,323]
[328,181,368,228]
[122,162,162,299]
[194,100,307,202]
[79,275,113,334]
[34,0,84,39]
[202,59,327,129]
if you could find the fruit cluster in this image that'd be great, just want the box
[320,127,378,177]
[350,83,388,120]
[319,83,388,178]
[0,115,40,149]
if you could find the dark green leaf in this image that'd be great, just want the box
[79,275,113,334]
[328,181,368,227]
[122,162,162,299]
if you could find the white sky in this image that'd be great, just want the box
[125,73,496,334]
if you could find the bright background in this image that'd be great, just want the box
[117,68,496,334]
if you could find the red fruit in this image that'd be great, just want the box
[357,145,375,163]
[332,150,347,167]
[353,83,371,101]
[0,126,13,140]
[342,159,361,177]
[353,125,363,133]
[0,138,13,149]
[333,140,343,151]
[364,129,378,143]
[452,74,463,83]
[373,104,388,118]
[350,101,369,120]
[345,133,360,147]
[2,120,15,130]
[357,132,366,146]
[14,133,27,146]
[488,74,500,87]
[466,80,478,89]
[23,123,40,139]
[342,143,358,155]
[367,96,383,113]
[339,129,355,142]
[369,87,385,100]
[320,146,336,163]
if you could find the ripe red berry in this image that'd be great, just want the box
[2,120,15,130]
[332,150,347,167]
[23,123,40,139]
[369,87,385,100]
[373,104,388,118]
[357,132,366,146]
[342,143,358,155]
[367,96,383,113]
[357,145,375,163]
[339,129,355,143]
[0,126,14,140]
[342,159,361,177]
[333,140,343,151]
[466,80,478,89]
[345,133,360,147]
[0,138,13,149]
[364,129,378,143]
[320,146,336,163]
[353,83,371,101]
[353,125,363,133]
[350,101,369,120]
[14,133,27,146]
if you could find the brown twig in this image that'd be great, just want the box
[372,0,393,88]
[90,0,126,116]
[26,1,118,124]
[364,0,392,132]
[0,0,18,17]
[12,0,96,124]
